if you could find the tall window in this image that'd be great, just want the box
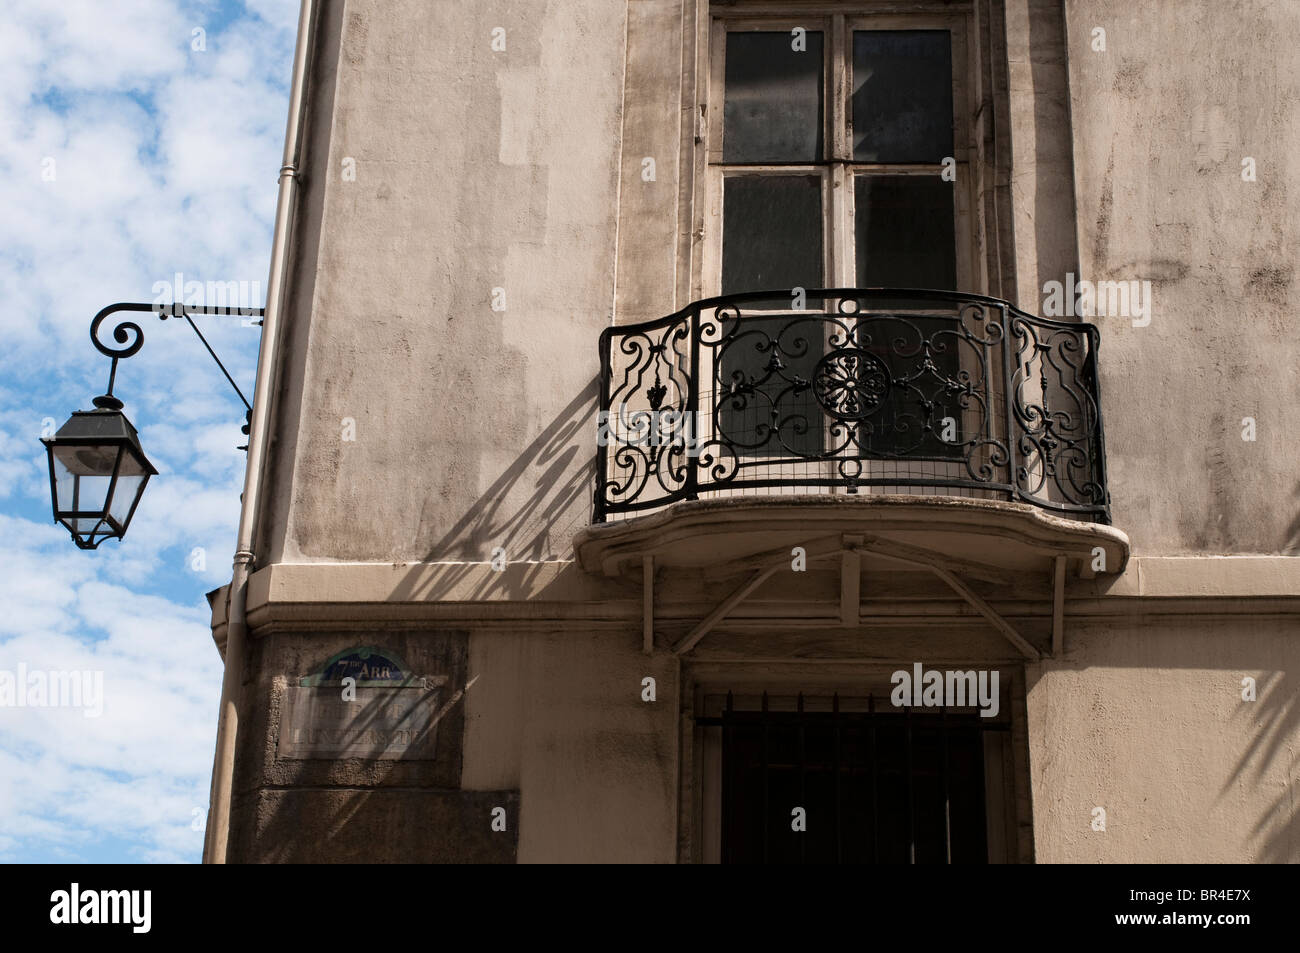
[704,12,974,462]
[707,14,970,293]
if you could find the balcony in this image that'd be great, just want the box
[593,289,1110,524]
[579,289,1125,658]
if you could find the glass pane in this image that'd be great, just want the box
[725,31,824,162]
[723,175,823,295]
[51,452,114,515]
[720,176,825,456]
[53,442,120,477]
[107,474,145,527]
[855,175,955,289]
[855,175,961,459]
[853,31,953,162]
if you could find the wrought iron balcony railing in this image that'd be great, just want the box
[594,289,1110,524]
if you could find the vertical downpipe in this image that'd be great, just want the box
[201,0,317,864]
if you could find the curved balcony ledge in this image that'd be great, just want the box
[574,493,1130,581]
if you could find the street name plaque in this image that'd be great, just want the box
[277,647,448,760]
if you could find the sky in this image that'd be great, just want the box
[0,0,299,863]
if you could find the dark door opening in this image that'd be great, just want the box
[705,693,996,864]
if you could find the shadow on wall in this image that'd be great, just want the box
[1282,481,1300,554]
[1026,633,1300,864]
[233,635,522,863]
[241,381,599,861]
[1220,668,1300,863]
[389,378,599,604]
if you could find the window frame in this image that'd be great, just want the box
[690,682,1021,864]
[699,10,979,299]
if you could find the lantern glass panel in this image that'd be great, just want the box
[50,443,123,518]
[106,458,149,528]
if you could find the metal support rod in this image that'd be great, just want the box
[869,692,878,863]
[931,565,1041,660]
[941,705,951,864]
[177,313,252,409]
[761,691,770,864]
[90,302,263,416]
[798,692,806,864]
[673,537,842,655]
[906,702,915,864]
[1052,554,1067,656]
[833,692,842,865]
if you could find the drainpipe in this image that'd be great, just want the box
[202,0,317,864]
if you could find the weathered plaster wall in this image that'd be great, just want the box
[266,0,628,565]
[227,627,524,863]
[219,0,1300,864]
[1026,619,1300,862]
[1004,0,1078,309]
[1064,0,1300,554]
[266,0,1300,563]
[463,629,680,862]
[227,626,679,863]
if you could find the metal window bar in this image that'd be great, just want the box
[833,693,842,865]
[702,692,1008,864]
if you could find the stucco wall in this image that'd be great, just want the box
[261,0,1300,564]
[227,625,679,863]
[464,629,679,862]
[1026,619,1300,862]
[218,0,1300,864]
[1064,0,1300,555]
[265,0,626,565]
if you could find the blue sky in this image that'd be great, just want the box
[0,0,299,862]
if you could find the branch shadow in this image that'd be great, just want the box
[1281,480,1300,554]
[389,377,600,604]
[1217,668,1300,863]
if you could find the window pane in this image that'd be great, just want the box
[723,175,823,294]
[854,175,954,289]
[725,31,824,162]
[721,710,990,864]
[855,175,961,459]
[719,176,824,457]
[852,31,953,162]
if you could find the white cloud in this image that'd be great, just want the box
[0,0,297,862]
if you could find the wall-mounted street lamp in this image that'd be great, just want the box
[41,301,265,550]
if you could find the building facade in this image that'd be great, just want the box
[206,0,1300,863]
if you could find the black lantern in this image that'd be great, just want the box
[42,395,157,550]
[43,301,263,551]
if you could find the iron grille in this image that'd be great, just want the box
[698,691,1009,864]
[594,289,1110,523]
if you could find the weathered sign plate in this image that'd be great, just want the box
[277,647,448,760]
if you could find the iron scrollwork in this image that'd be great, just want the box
[594,289,1110,524]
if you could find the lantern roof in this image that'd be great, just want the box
[44,407,158,474]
